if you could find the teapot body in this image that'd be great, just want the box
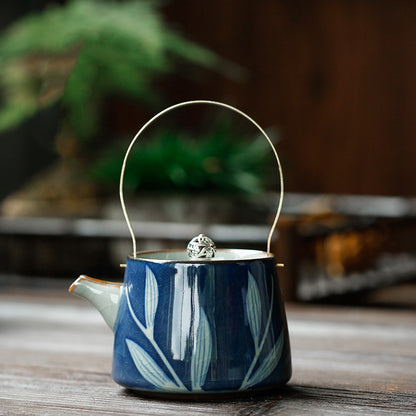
[111,252,291,396]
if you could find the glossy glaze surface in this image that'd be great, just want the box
[111,256,291,395]
[69,275,122,330]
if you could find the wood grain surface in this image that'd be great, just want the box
[0,279,415,415]
[157,0,416,196]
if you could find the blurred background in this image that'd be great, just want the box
[0,0,415,307]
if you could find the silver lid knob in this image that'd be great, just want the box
[187,234,216,259]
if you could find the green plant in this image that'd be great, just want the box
[0,1,270,199]
[0,0,220,139]
[90,120,275,195]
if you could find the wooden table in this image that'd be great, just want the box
[0,278,415,415]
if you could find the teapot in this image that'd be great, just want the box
[69,100,291,398]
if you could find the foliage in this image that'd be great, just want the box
[0,0,271,197]
[90,121,275,195]
[0,0,219,138]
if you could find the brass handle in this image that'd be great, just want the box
[119,100,284,257]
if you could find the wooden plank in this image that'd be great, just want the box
[0,216,270,243]
[161,0,416,196]
[0,283,415,415]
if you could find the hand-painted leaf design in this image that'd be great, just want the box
[190,307,212,390]
[247,272,262,348]
[126,338,179,390]
[145,266,158,331]
[245,329,284,389]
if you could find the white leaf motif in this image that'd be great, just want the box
[190,308,212,390]
[247,272,261,348]
[245,329,284,389]
[145,266,158,331]
[126,339,179,390]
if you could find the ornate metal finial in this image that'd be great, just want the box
[187,234,216,259]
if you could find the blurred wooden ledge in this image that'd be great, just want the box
[1,193,416,304]
[0,277,415,415]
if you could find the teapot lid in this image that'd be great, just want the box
[130,248,274,264]
[127,234,281,264]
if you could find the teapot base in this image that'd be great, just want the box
[122,382,291,401]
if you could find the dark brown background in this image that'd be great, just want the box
[161,0,416,196]
[1,0,415,198]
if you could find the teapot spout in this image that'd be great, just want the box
[69,275,122,331]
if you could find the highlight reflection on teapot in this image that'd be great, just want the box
[69,101,291,397]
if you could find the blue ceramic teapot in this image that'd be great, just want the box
[69,101,291,398]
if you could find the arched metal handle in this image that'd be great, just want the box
[119,100,284,257]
